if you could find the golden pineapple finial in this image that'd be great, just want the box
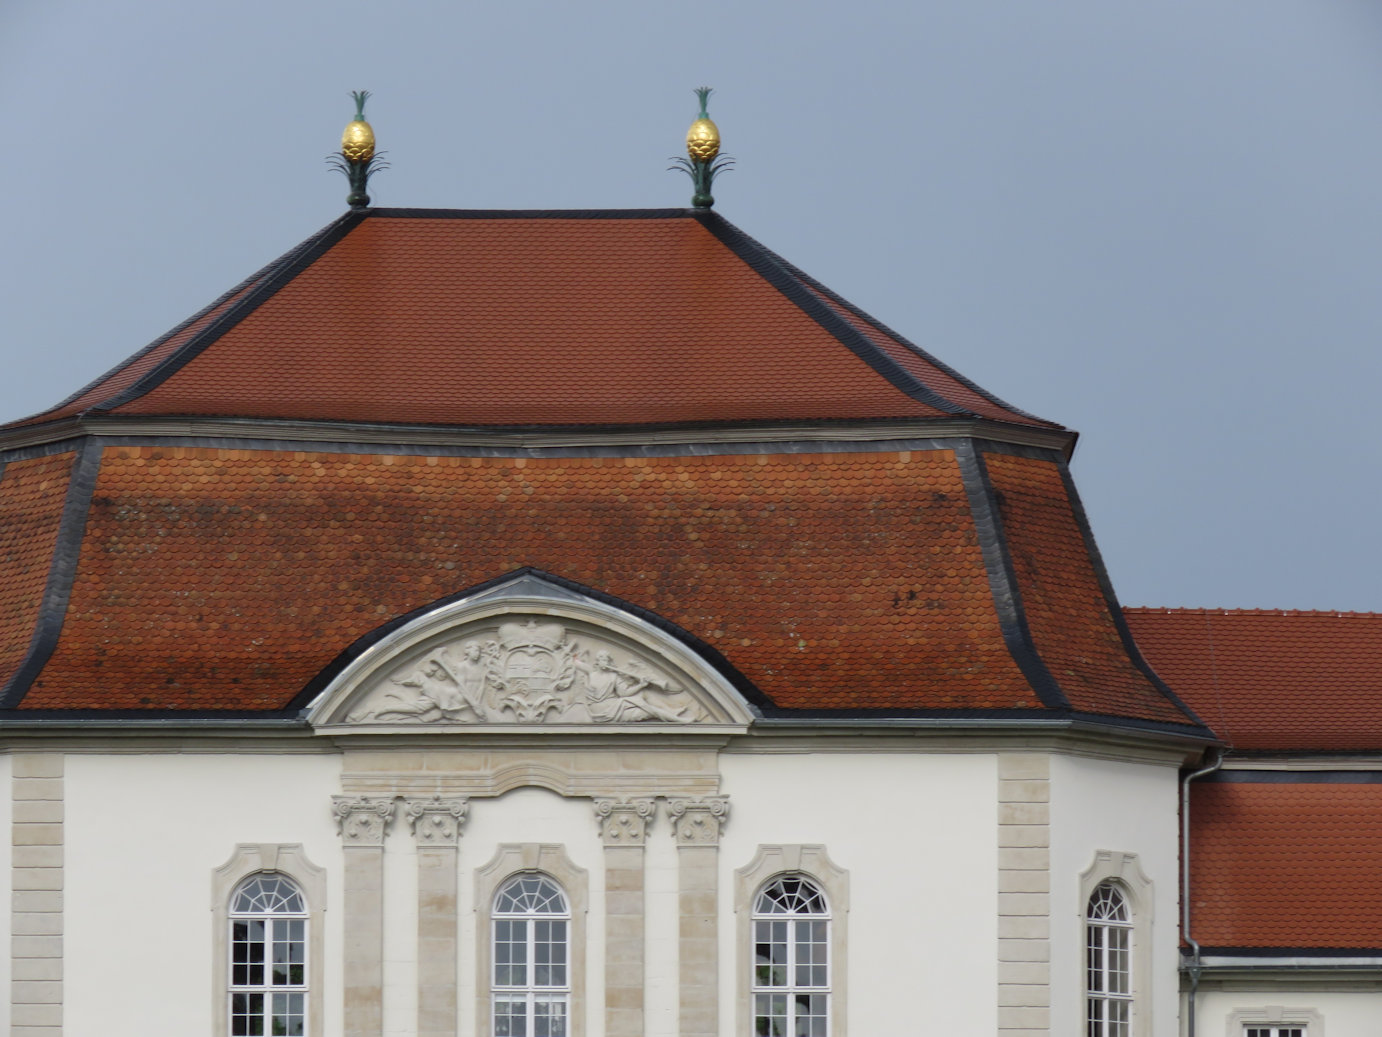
[686,87,720,162]
[328,91,388,210]
[669,87,733,208]
[341,90,376,163]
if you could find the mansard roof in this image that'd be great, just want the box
[0,208,1206,739]
[1125,608,1382,752]
[8,209,1057,434]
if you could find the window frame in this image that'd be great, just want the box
[491,873,572,1037]
[476,844,588,1037]
[1226,1008,1323,1037]
[735,845,849,1037]
[1086,881,1132,1037]
[212,844,326,1037]
[1077,851,1152,1037]
[229,874,310,1036]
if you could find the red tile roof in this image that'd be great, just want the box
[24,446,1042,711]
[987,455,1192,725]
[1125,608,1382,751]
[9,210,1059,432]
[0,444,1197,725]
[1189,779,1382,948]
[0,453,76,688]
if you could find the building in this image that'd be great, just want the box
[0,193,1376,1037]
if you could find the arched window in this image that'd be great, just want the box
[229,874,308,1037]
[752,874,830,1037]
[492,873,570,1037]
[1086,882,1132,1037]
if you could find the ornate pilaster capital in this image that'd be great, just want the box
[593,797,656,846]
[331,795,396,846]
[405,796,469,846]
[666,796,729,846]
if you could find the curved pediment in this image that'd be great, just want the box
[306,573,756,731]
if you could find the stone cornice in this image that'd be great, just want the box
[0,414,1075,459]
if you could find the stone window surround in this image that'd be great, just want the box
[734,845,849,1037]
[1227,1006,1323,1037]
[212,844,327,1037]
[475,844,589,1037]
[1078,850,1153,1037]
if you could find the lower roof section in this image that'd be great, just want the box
[1189,776,1382,950]
[0,435,1205,737]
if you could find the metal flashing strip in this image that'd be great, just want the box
[1208,769,1382,783]
[954,441,1070,711]
[1054,462,1210,733]
[0,443,103,708]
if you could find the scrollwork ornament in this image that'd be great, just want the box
[593,797,656,845]
[667,796,729,846]
[331,795,396,846]
[404,796,469,846]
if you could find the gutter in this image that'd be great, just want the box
[1182,749,1223,1037]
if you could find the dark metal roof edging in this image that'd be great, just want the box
[287,566,775,715]
[1054,463,1211,734]
[693,211,975,419]
[729,223,1059,428]
[86,210,369,415]
[0,442,103,707]
[954,441,1070,711]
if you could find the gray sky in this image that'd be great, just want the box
[5,0,1382,612]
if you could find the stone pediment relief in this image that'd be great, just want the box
[307,573,754,730]
[350,619,706,726]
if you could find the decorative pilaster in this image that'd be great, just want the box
[405,797,468,1037]
[12,754,63,1037]
[594,798,655,1037]
[333,796,396,1037]
[997,755,1051,1035]
[667,797,728,1037]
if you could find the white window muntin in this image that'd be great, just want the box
[752,874,831,1037]
[492,873,571,1037]
[1086,881,1132,1037]
[229,874,309,1037]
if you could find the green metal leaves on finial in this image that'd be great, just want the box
[694,86,712,120]
[328,90,389,210]
[670,86,733,209]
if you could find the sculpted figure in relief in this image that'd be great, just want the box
[350,619,706,725]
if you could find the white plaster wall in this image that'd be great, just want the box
[458,786,604,1037]
[1048,753,1181,1037]
[1194,988,1382,1037]
[63,751,343,1037]
[719,750,999,1037]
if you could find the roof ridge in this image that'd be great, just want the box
[87,210,367,415]
[693,212,975,419]
[1125,606,1382,619]
[745,234,1057,427]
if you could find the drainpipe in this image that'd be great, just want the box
[1182,749,1222,1037]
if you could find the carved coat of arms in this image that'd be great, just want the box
[350,619,705,725]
